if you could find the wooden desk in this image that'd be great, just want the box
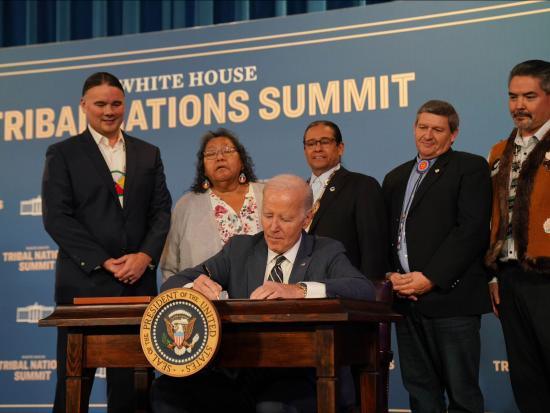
[39,299,400,413]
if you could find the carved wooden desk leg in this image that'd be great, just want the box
[359,323,388,413]
[66,332,91,413]
[316,326,337,413]
[368,345,393,413]
[359,322,392,413]
[359,367,377,413]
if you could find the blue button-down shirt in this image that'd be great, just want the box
[397,157,437,272]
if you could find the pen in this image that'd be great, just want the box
[202,264,212,279]
[202,264,218,299]
[202,264,228,300]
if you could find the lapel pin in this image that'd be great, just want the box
[435,169,440,173]
[300,262,306,266]
[329,186,335,192]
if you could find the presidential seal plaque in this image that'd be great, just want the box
[140,288,221,377]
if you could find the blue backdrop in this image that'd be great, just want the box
[0,0,392,48]
[1,1,549,411]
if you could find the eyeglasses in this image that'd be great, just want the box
[203,146,237,160]
[303,137,337,148]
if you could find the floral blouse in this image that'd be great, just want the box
[208,185,261,244]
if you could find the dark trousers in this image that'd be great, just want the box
[53,328,140,413]
[395,307,484,413]
[151,368,318,413]
[498,263,550,413]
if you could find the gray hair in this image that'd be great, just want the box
[264,174,313,214]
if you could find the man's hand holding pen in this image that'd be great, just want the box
[193,274,224,300]
[193,264,229,300]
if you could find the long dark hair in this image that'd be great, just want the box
[190,128,257,193]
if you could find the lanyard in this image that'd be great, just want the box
[397,159,432,251]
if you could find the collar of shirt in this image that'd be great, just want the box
[309,163,340,188]
[266,234,302,279]
[514,118,550,146]
[89,125,125,150]
[267,234,302,266]
[397,156,437,272]
[415,155,437,168]
[409,156,437,180]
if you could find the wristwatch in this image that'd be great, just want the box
[297,282,308,298]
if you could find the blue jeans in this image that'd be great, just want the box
[396,308,484,413]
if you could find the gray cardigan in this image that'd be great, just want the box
[160,182,264,281]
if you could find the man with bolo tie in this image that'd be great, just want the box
[382,100,492,413]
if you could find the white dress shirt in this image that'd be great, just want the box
[264,235,326,298]
[89,126,126,207]
[309,163,340,204]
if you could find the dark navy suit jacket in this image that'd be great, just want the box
[42,128,172,303]
[162,231,375,301]
[308,167,388,279]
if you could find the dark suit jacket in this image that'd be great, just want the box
[382,149,492,317]
[42,129,172,304]
[162,231,375,301]
[308,167,388,279]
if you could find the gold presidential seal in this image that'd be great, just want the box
[140,288,221,377]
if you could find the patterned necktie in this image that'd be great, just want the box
[268,255,286,283]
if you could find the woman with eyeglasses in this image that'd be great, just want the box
[160,128,263,281]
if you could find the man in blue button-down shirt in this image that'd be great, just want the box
[382,100,492,413]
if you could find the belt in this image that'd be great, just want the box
[497,259,520,269]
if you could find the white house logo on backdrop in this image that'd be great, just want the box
[20,195,42,216]
[0,355,56,381]
[16,303,54,323]
[2,245,57,272]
